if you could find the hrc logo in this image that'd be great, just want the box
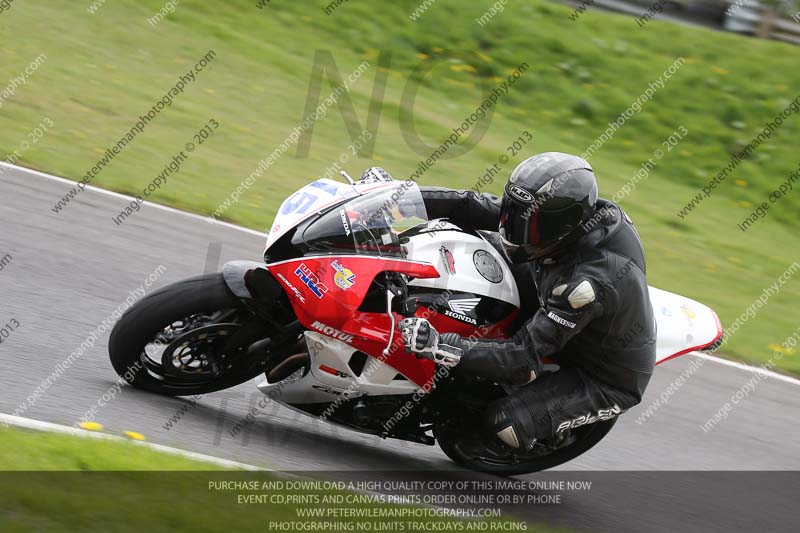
[294,263,329,299]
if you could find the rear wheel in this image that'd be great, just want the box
[109,273,280,396]
[435,417,616,476]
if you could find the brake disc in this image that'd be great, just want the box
[160,323,239,379]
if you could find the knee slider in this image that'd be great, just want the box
[496,426,521,449]
[484,396,526,449]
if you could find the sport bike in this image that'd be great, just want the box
[109,175,723,475]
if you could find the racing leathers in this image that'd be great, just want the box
[418,186,657,449]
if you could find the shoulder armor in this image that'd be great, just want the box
[567,279,596,309]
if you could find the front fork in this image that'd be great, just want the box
[221,260,302,364]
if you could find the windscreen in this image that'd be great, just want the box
[299,183,429,257]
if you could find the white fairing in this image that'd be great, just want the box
[404,226,520,307]
[255,332,419,404]
[650,286,721,364]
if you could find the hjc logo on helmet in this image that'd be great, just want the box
[506,184,534,203]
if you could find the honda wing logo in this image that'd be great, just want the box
[448,298,481,314]
[445,298,481,325]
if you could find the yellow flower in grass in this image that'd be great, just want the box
[711,66,730,75]
[445,78,474,89]
[769,343,795,356]
[449,64,476,73]
[737,200,752,208]
[417,53,429,60]
[432,47,444,53]
[727,256,742,264]
[735,179,748,187]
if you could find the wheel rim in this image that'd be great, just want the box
[159,323,238,378]
[138,310,256,389]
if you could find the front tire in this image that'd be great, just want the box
[109,273,271,396]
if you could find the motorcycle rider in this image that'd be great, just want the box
[373,153,656,452]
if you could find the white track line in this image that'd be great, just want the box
[690,352,800,386]
[0,413,267,470]
[4,162,799,387]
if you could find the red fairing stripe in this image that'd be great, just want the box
[319,364,342,376]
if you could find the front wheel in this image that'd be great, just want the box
[435,418,617,476]
[109,273,278,396]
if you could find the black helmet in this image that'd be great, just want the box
[499,152,598,262]
[359,166,394,184]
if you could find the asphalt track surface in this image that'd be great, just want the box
[1,165,798,531]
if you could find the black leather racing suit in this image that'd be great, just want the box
[420,187,657,449]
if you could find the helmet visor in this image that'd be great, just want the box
[500,195,585,257]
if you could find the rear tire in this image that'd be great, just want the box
[109,273,269,396]
[436,418,617,476]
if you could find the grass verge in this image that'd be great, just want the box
[0,427,557,532]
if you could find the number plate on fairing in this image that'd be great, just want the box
[266,179,359,251]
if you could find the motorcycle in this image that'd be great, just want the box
[109,174,723,475]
